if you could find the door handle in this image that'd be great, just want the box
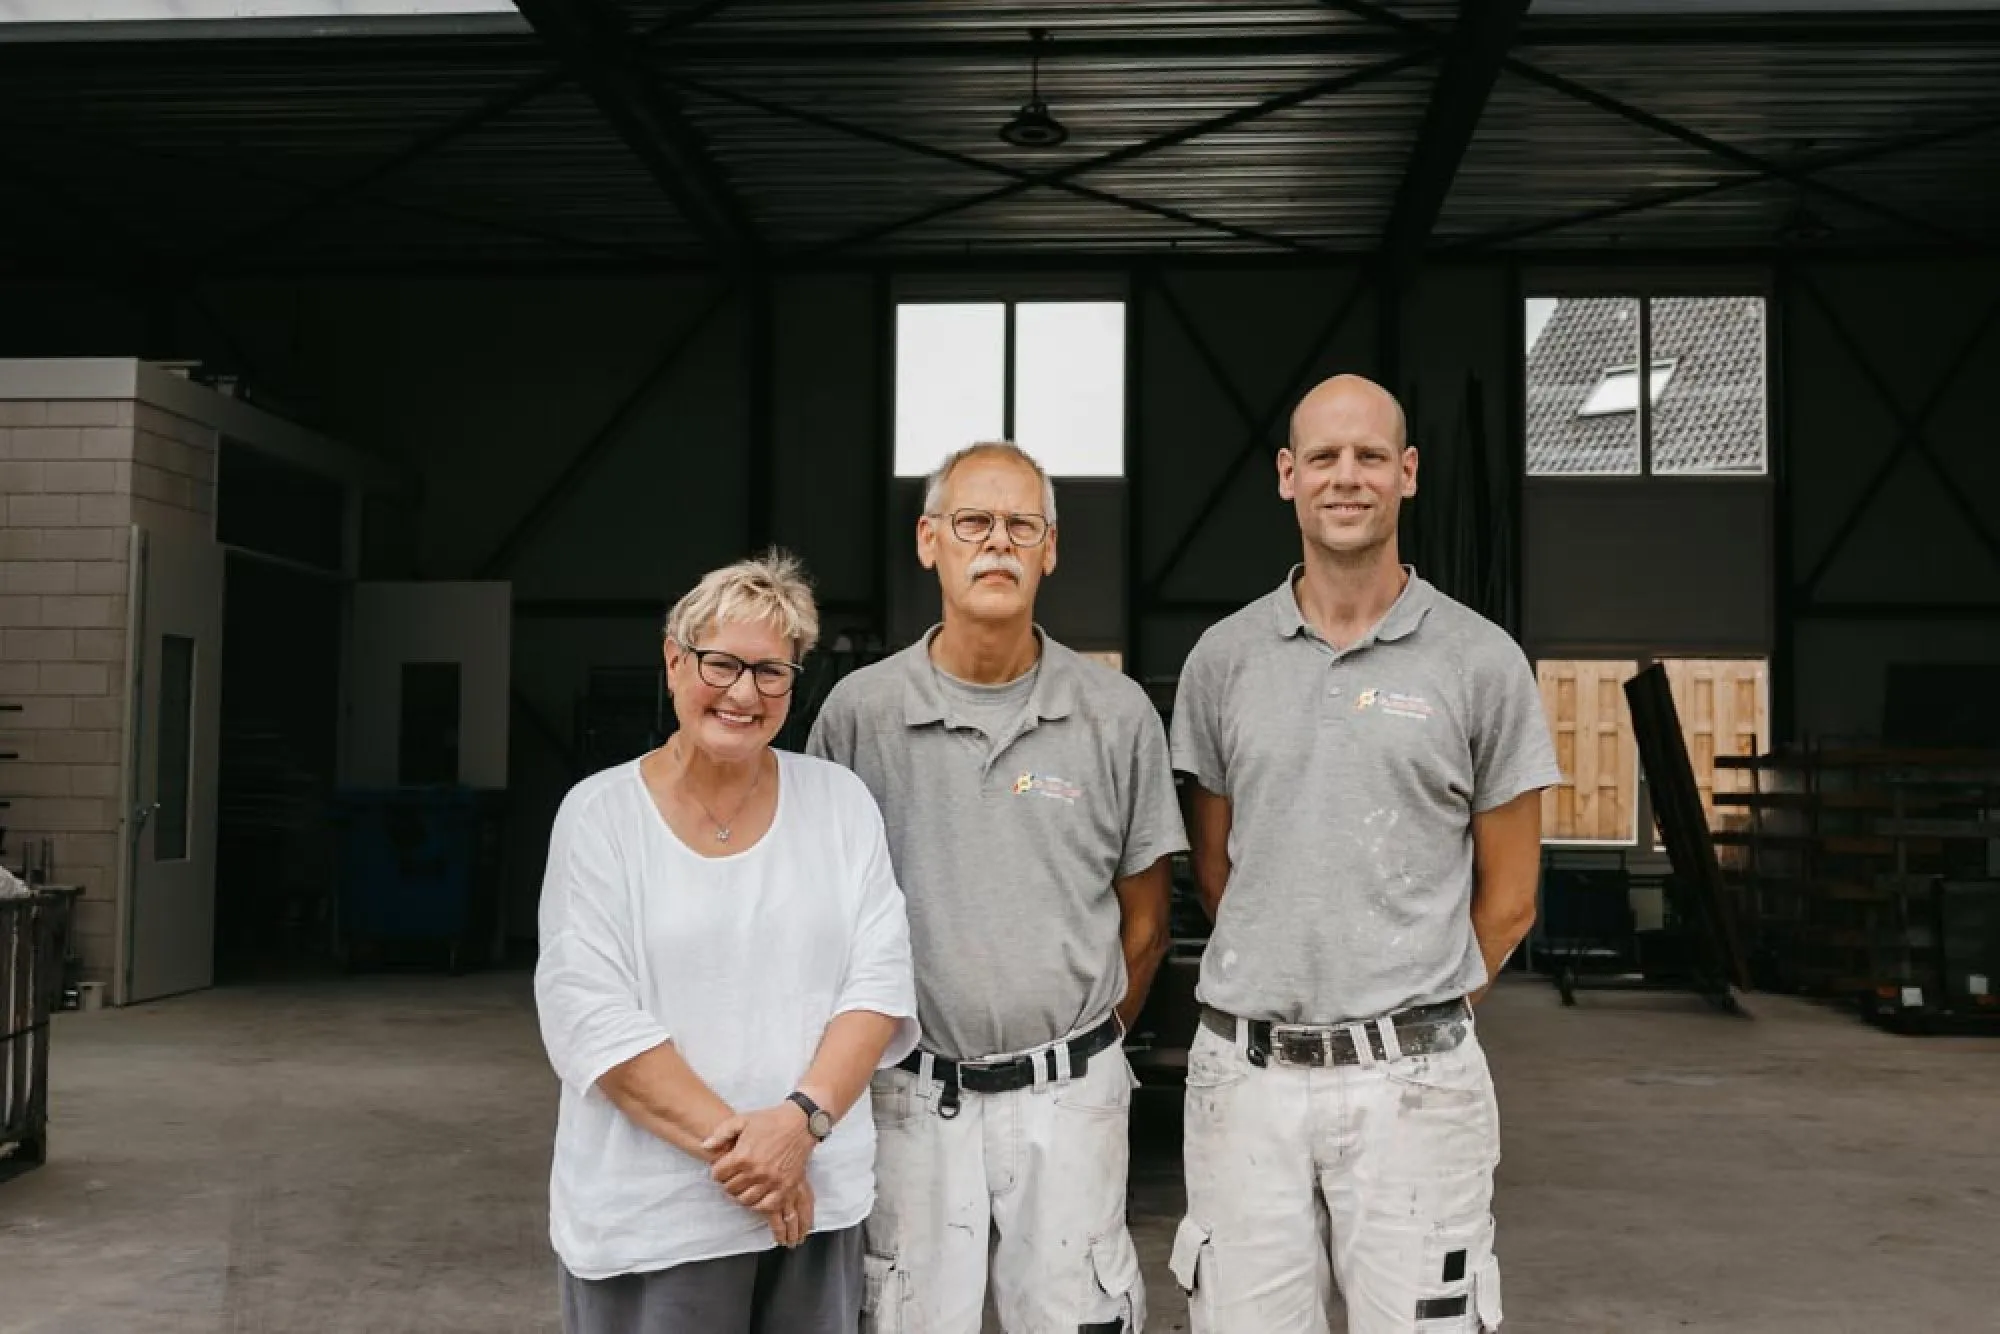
[133,801,160,828]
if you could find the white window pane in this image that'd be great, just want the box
[894,303,1004,478]
[1013,301,1125,477]
[1524,297,1559,356]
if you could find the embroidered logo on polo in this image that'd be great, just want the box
[1355,688,1434,721]
[1012,771,1083,804]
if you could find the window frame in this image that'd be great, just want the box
[1523,269,1772,482]
[1533,650,1771,852]
[889,273,1129,481]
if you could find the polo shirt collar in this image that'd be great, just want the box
[901,624,1076,727]
[1271,563,1433,645]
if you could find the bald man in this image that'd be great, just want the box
[1165,375,1559,1333]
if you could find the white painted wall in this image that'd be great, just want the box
[342,581,511,790]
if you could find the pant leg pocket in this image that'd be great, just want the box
[1473,1251,1503,1331]
[868,1067,921,1129]
[1416,1213,1495,1331]
[1054,1044,1135,1115]
[1168,1216,1207,1294]
[860,1251,906,1334]
[1079,1228,1146,1332]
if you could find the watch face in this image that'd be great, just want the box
[808,1110,833,1139]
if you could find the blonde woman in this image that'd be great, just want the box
[534,550,918,1334]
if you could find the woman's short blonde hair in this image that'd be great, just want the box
[664,548,820,660]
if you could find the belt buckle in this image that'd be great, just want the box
[1269,1023,1329,1067]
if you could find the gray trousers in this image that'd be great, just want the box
[560,1225,865,1334]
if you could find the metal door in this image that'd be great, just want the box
[125,524,225,1003]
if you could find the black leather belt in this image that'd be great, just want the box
[1199,998,1470,1069]
[897,1015,1122,1119]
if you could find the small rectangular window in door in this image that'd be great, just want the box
[156,634,195,862]
[398,661,462,786]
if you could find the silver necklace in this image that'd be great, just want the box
[673,741,766,843]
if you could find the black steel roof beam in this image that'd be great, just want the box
[201,0,741,272]
[202,68,568,272]
[1143,274,1372,603]
[0,148,264,382]
[1502,60,1982,251]
[1795,276,2000,594]
[1445,112,2000,253]
[3,107,683,270]
[1378,0,1528,280]
[662,32,1420,63]
[643,11,2000,64]
[515,0,760,267]
[477,281,737,578]
[806,51,1430,259]
[668,74,1319,255]
[1323,0,1984,251]
[6,10,1996,70]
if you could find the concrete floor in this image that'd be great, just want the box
[3,974,1997,1334]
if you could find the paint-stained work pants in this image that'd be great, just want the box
[1173,1011,1505,1333]
[858,1026,1147,1334]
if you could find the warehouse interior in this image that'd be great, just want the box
[2,2,1998,1331]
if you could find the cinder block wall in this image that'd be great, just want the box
[0,390,218,988]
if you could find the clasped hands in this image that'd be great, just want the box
[701,1102,819,1249]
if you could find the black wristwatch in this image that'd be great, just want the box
[786,1091,833,1142]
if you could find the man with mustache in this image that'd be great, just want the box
[807,441,1185,1333]
[1166,374,1559,1332]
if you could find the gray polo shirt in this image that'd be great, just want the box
[805,628,1188,1061]
[1171,569,1561,1025]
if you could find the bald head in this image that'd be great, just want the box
[1288,373,1408,454]
[1278,372,1417,565]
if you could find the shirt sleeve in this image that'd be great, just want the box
[834,785,922,1068]
[533,789,674,1095]
[1169,640,1228,795]
[803,683,851,767]
[1121,700,1191,878]
[1471,638,1566,814]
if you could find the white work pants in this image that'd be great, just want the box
[859,1033,1147,1334]
[1173,1014,1504,1333]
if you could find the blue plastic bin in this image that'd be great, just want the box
[332,787,490,970]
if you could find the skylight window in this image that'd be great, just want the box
[1578,360,1676,418]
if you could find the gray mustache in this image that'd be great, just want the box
[969,553,1024,584]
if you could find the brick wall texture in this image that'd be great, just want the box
[1,394,218,986]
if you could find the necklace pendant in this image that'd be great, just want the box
[715,826,731,843]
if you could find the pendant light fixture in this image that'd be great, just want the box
[999,28,1068,149]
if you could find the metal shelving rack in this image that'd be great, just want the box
[1715,747,2000,1029]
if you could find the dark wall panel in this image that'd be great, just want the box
[6,256,1998,880]
[1786,260,2000,740]
[1136,267,1376,613]
[773,274,879,607]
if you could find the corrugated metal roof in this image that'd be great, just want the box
[1448,28,2000,250]
[0,1,1995,273]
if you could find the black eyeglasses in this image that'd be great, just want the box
[676,641,804,697]
[932,508,1051,547]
